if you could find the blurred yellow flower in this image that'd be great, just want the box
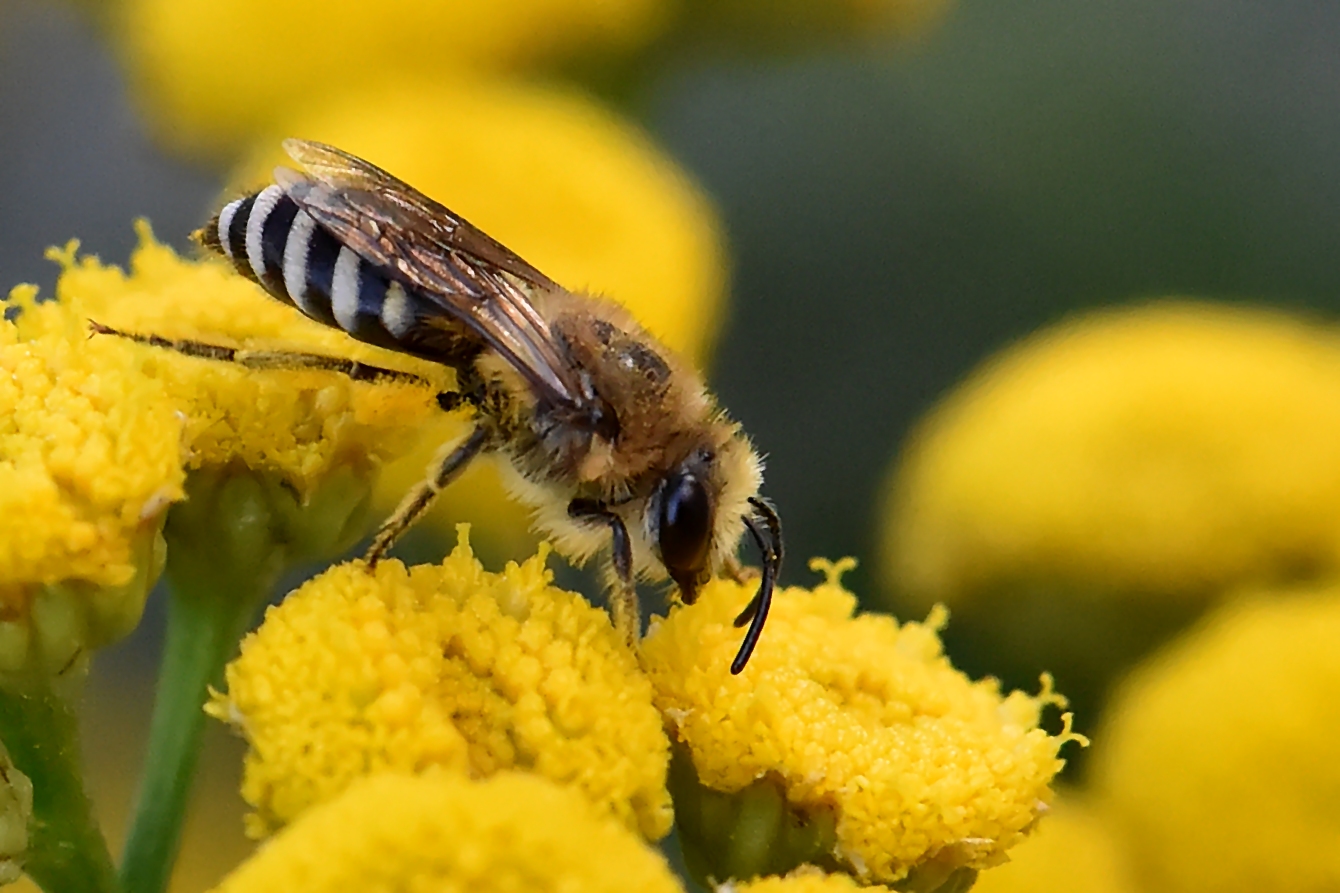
[642,558,1080,886]
[1093,587,1340,893]
[117,0,667,158]
[56,224,445,496]
[972,797,1137,893]
[0,280,183,679]
[209,528,672,840]
[883,302,1340,607]
[208,772,685,893]
[232,78,727,561]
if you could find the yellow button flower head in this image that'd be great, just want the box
[883,301,1340,606]
[55,225,444,497]
[209,528,672,840]
[234,77,727,562]
[642,558,1080,887]
[1093,588,1340,893]
[972,797,1137,893]
[0,281,183,680]
[118,0,667,159]
[208,772,685,893]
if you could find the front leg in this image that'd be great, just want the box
[568,498,639,651]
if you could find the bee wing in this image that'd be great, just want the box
[275,139,583,406]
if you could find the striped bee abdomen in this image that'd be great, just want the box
[202,185,422,353]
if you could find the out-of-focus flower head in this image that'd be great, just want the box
[231,78,727,562]
[0,280,184,683]
[878,301,1340,736]
[1093,587,1340,893]
[971,797,1138,893]
[883,301,1340,607]
[206,772,685,893]
[208,527,672,840]
[117,0,668,159]
[642,558,1081,887]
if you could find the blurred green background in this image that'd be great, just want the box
[4,0,1340,886]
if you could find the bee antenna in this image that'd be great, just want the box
[731,496,783,674]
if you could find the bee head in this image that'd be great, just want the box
[653,438,782,674]
[654,455,714,602]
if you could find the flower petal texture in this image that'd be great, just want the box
[210,529,672,840]
[1093,588,1340,893]
[642,559,1079,885]
[54,226,445,496]
[1,283,182,592]
[1,281,182,676]
[883,302,1340,606]
[208,772,685,893]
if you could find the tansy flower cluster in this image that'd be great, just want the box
[0,281,182,684]
[208,530,672,841]
[644,560,1080,887]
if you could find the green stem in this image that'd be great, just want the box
[116,577,265,893]
[117,471,285,893]
[0,684,119,893]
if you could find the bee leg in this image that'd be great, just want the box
[364,426,490,567]
[568,499,639,651]
[88,320,431,387]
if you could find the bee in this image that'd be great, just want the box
[97,140,781,673]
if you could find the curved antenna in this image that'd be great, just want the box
[730,496,783,674]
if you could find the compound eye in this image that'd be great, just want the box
[658,473,713,598]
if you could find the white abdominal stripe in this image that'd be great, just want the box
[213,187,421,350]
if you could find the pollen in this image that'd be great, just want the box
[208,528,672,840]
[207,772,685,893]
[51,224,448,495]
[641,558,1082,885]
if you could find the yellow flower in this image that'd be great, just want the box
[972,797,1137,893]
[233,78,727,561]
[209,528,672,840]
[642,558,1080,886]
[0,281,183,679]
[883,301,1340,607]
[117,0,667,159]
[1092,587,1340,893]
[55,224,445,496]
[208,772,685,893]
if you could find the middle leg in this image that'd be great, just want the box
[568,498,639,651]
